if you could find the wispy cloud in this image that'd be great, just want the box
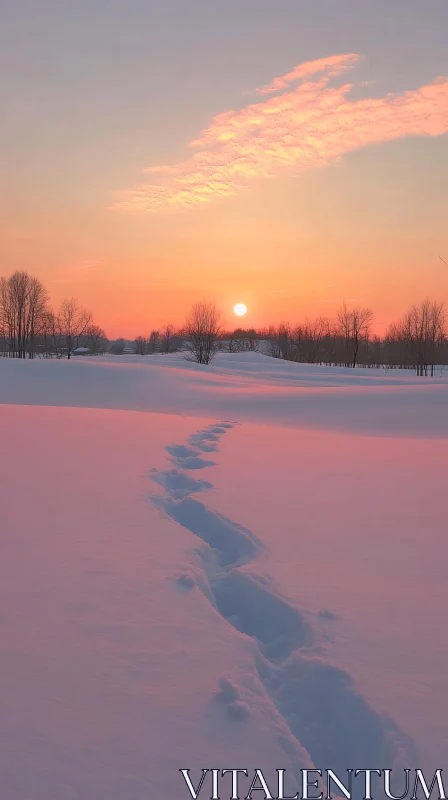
[256,52,359,96]
[113,54,448,213]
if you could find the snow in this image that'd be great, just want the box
[0,353,446,799]
[1,352,448,438]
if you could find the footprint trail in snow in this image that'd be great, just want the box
[149,421,416,780]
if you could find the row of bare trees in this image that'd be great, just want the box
[0,271,106,359]
[134,326,183,356]
[2,273,446,374]
[262,305,375,368]
[385,299,446,376]
[260,299,447,374]
[131,299,447,372]
[0,272,48,359]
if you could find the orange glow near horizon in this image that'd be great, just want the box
[1,52,447,341]
[3,223,447,340]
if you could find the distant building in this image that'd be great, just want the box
[72,347,90,356]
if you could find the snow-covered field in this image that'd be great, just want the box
[1,353,447,799]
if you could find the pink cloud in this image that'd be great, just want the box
[112,54,448,213]
[256,52,359,96]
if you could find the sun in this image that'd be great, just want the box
[233,303,247,317]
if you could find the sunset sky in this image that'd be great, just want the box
[1,0,447,337]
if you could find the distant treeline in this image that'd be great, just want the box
[257,299,448,376]
[1,270,447,375]
[0,270,106,360]
[132,299,448,376]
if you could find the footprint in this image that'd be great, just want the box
[259,653,417,778]
[151,469,213,499]
[152,496,261,569]
[177,574,195,589]
[190,440,218,453]
[165,444,216,470]
[175,456,215,470]
[165,444,199,459]
[212,571,314,661]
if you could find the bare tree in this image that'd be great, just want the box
[160,324,179,354]
[302,317,327,364]
[135,336,148,356]
[276,323,292,360]
[83,324,107,355]
[0,271,48,358]
[400,298,446,376]
[58,298,93,359]
[184,302,222,365]
[148,330,159,353]
[337,304,373,368]
[264,326,283,359]
[321,318,339,366]
[39,310,63,358]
